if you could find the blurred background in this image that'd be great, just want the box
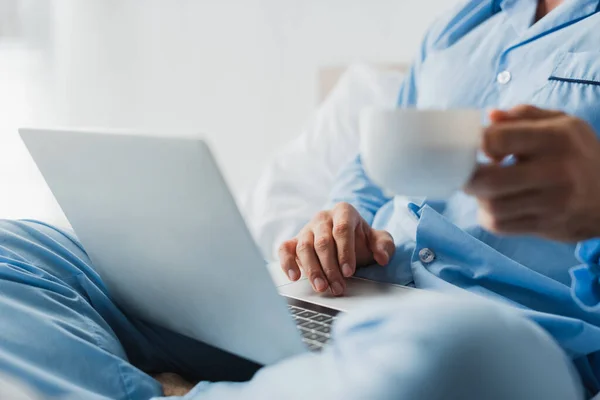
[0,0,457,226]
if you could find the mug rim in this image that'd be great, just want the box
[361,107,483,115]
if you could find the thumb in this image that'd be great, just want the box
[488,109,513,123]
[369,229,395,266]
[489,105,562,123]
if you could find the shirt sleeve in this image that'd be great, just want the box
[325,32,429,225]
[327,155,391,225]
[570,238,600,311]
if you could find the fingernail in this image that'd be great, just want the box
[287,269,298,281]
[379,246,390,262]
[331,282,344,296]
[342,263,353,277]
[313,277,327,292]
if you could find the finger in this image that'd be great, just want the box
[483,120,567,161]
[465,161,561,199]
[369,229,395,266]
[489,105,564,123]
[332,206,359,278]
[296,231,329,293]
[314,220,346,296]
[478,188,567,221]
[479,210,543,235]
[279,239,300,281]
[153,373,195,397]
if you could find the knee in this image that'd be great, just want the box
[331,292,583,400]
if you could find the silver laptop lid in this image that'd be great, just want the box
[19,128,307,365]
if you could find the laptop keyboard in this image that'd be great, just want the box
[288,305,335,351]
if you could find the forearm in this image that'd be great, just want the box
[327,155,391,225]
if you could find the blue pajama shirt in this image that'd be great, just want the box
[329,0,600,394]
[3,0,600,398]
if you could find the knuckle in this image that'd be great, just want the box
[296,240,313,253]
[380,230,394,244]
[316,220,333,232]
[334,202,351,211]
[314,211,331,222]
[565,115,582,129]
[338,255,351,266]
[278,241,291,254]
[305,268,321,280]
[572,118,593,143]
[333,222,352,237]
[322,265,342,280]
[372,230,392,246]
[558,116,583,141]
[575,118,593,134]
[321,262,338,274]
[514,104,537,115]
[314,235,333,251]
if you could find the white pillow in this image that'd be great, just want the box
[241,64,405,261]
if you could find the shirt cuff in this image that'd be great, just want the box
[570,238,600,311]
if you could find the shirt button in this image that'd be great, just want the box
[497,70,511,84]
[419,248,436,264]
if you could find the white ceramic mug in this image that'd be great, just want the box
[360,108,482,199]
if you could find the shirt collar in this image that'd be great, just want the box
[495,0,600,36]
[493,0,600,14]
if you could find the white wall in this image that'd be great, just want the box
[0,0,459,223]
[49,0,458,191]
[0,47,61,223]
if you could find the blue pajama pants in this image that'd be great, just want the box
[0,220,585,399]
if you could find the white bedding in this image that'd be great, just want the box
[241,64,405,260]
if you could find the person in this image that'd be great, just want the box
[278,0,600,395]
[2,0,600,398]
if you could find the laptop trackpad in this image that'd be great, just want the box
[277,277,414,312]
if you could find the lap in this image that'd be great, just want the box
[187,293,584,399]
[0,219,586,399]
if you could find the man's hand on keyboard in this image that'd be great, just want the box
[279,202,394,296]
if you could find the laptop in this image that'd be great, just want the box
[19,128,413,366]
